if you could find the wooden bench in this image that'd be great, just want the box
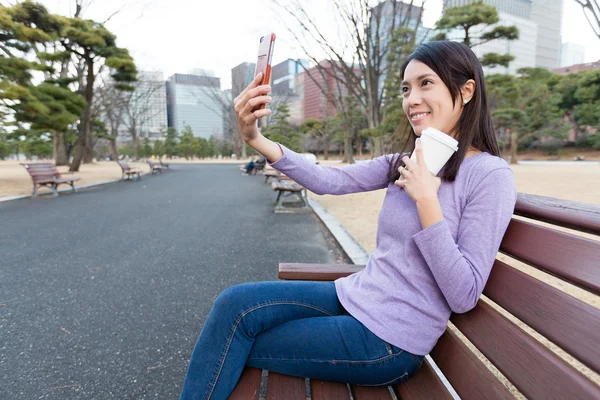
[271,180,310,214]
[21,162,80,197]
[230,193,600,399]
[117,160,143,180]
[147,160,165,174]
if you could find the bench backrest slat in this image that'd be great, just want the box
[350,384,392,399]
[514,193,600,235]
[393,359,454,400]
[451,301,600,400]
[266,372,305,399]
[500,219,600,294]
[310,380,351,399]
[430,329,514,399]
[22,163,62,181]
[228,366,260,400]
[484,260,600,372]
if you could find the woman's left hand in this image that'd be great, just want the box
[394,138,442,203]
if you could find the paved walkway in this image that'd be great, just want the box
[0,164,348,399]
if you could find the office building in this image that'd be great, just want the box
[166,71,223,139]
[442,0,563,72]
[372,0,431,93]
[303,60,360,121]
[115,71,168,145]
[271,59,309,96]
[560,42,586,68]
[530,0,562,69]
[231,62,256,102]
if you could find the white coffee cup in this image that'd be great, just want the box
[409,128,459,175]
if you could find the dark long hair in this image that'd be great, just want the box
[387,41,500,183]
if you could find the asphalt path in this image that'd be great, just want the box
[0,164,350,399]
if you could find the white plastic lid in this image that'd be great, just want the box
[422,127,459,151]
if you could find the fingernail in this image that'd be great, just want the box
[267,96,272,101]
[267,109,272,114]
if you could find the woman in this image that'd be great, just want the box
[180,41,517,400]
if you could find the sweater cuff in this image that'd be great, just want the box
[267,143,289,168]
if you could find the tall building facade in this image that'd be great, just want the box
[231,62,256,102]
[271,59,309,96]
[166,72,223,139]
[442,0,563,72]
[303,60,359,121]
[372,0,431,94]
[560,42,586,67]
[115,71,168,145]
[529,0,563,69]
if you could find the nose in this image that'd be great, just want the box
[406,89,423,108]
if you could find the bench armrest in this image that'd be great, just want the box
[278,263,365,281]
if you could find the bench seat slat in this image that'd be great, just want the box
[279,263,365,281]
[484,260,600,372]
[514,193,600,235]
[500,218,600,294]
[350,384,392,399]
[228,367,261,400]
[431,329,514,399]
[310,379,351,399]
[451,300,600,400]
[266,371,305,400]
[393,358,453,400]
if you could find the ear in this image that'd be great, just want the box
[461,79,476,105]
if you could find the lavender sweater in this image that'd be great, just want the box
[269,145,517,355]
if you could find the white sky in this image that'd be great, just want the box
[35,0,600,89]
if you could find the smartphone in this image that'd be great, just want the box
[254,33,276,110]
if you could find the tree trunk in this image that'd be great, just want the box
[503,128,511,154]
[323,140,329,160]
[357,138,363,157]
[510,128,518,164]
[53,131,69,166]
[84,132,94,163]
[372,137,383,158]
[109,139,118,161]
[70,54,95,171]
[343,137,354,164]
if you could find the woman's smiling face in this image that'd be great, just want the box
[401,60,464,137]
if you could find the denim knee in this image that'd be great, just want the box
[213,283,252,312]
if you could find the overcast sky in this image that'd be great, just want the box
[34,0,600,89]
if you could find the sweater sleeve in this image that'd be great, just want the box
[411,168,517,314]
[268,144,394,195]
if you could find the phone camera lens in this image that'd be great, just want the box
[260,37,264,43]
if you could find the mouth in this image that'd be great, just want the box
[410,112,430,123]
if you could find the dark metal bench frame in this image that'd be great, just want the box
[229,193,600,399]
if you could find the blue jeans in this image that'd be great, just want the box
[179,281,424,400]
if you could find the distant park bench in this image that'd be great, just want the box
[21,162,80,197]
[117,161,143,181]
[271,180,310,213]
[159,159,170,169]
[230,193,600,399]
[147,159,166,174]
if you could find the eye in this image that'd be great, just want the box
[401,86,409,94]
[422,79,432,87]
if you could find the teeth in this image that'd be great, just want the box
[411,113,428,120]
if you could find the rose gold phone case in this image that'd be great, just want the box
[254,33,276,110]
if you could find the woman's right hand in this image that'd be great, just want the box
[233,73,272,143]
